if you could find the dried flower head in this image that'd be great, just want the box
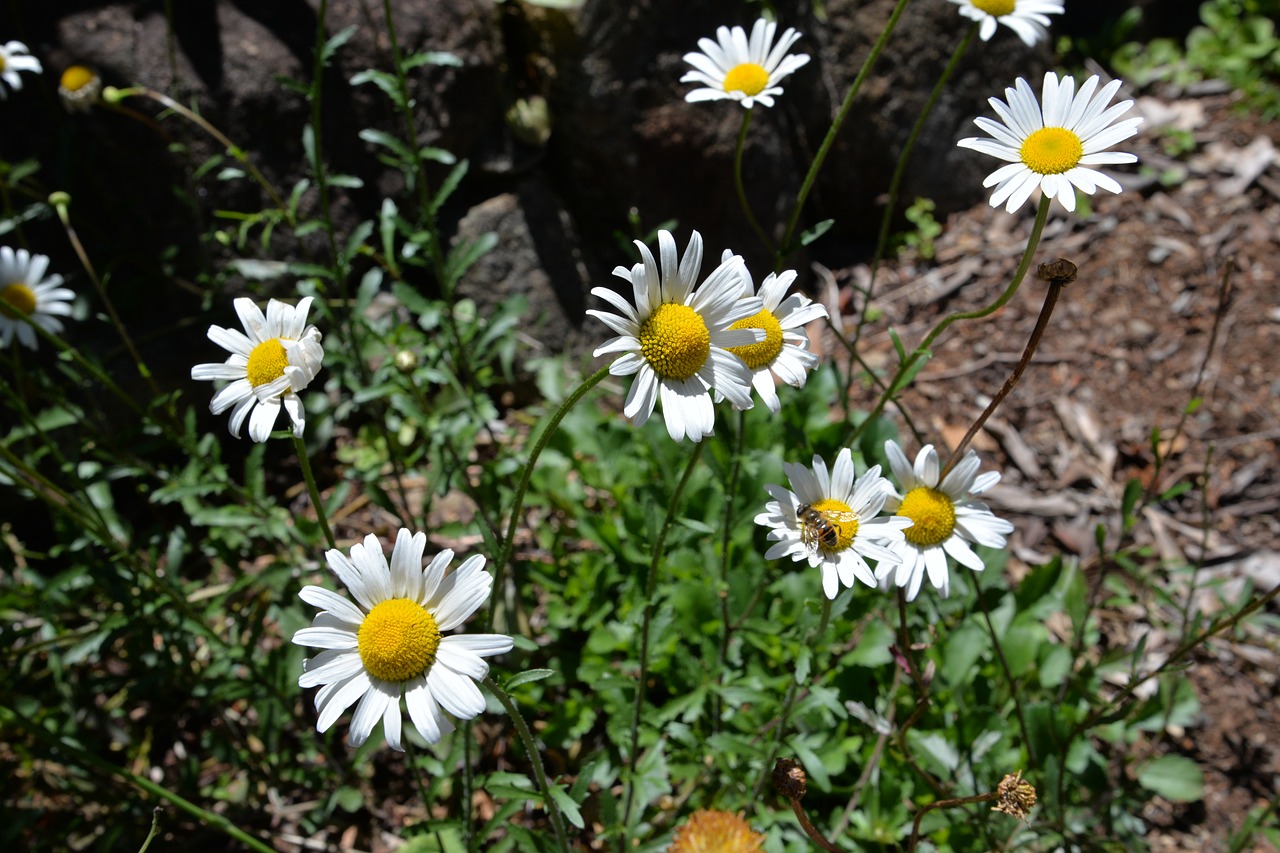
[1037,258,1077,286]
[772,757,807,800]
[992,770,1037,821]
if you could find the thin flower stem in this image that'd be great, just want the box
[137,808,163,853]
[859,23,977,346]
[403,738,436,821]
[105,87,289,217]
[293,434,336,550]
[462,722,475,853]
[778,0,914,264]
[733,108,773,253]
[784,795,842,852]
[623,440,705,834]
[751,595,833,801]
[907,792,997,851]
[50,192,161,397]
[849,195,1052,447]
[489,365,611,631]
[380,0,436,227]
[713,409,748,733]
[942,275,1065,476]
[975,588,1035,764]
[1,704,278,853]
[483,676,572,853]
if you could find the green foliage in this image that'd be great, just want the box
[1113,0,1280,117]
[893,198,942,261]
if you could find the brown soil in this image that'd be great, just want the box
[823,88,1280,849]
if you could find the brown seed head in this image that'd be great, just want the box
[772,757,807,801]
[1037,258,1077,286]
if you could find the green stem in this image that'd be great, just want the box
[51,192,161,396]
[488,365,611,631]
[1,705,277,853]
[713,410,747,733]
[976,589,1034,765]
[732,108,773,253]
[849,195,1052,447]
[778,0,914,263]
[483,676,572,853]
[860,23,977,345]
[751,595,833,800]
[106,87,289,218]
[293,434,336,549]
[623,441,705,833]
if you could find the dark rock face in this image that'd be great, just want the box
[5,0,1055,353]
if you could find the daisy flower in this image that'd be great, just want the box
[0,41,41,98]
[958,72,1142,214]
[0,247,75,350]
[293,529,514,751]
[876,440,1014,600]
[948,0,1064,47]
[190,297,324,442]
[669,809,765,853]
[725,267,828,414]
[587,230,765,442]
[755,448,910,600]
[59,65,102,112]
[681,18,811,109]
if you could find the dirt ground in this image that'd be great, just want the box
[821,86,1280,849]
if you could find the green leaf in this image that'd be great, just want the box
[1137,754,1204,802]
[548,784,585,829]
[505,669,556,690]
[799,218,835,247]
[321,25,358,64]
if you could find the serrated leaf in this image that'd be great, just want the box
[548,784,585,829]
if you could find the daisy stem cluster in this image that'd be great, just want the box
[943,258,1072,475]
[623,440,704,835]
[849,195,1052,448]
[778,0,912,263]
[863,23,979,338]
[292,434,336,549]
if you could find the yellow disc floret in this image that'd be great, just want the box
[810,498,859,551]
[898,486,957,547]
[971,0,1016,15]
[0,283,36,319]
[638,303,710,380]
[357,598,441,683]
[723,63,770,97]
[60,65,96,93]
[727,308,784,369]
[246,338,289,388]
[1019,127,1084,176]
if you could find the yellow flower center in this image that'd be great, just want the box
[723,63,770,96]
[60,65,96,93]
[808,498,859,552]
[670,809,765,853]
[971,0,1016,15]
[0,283,36,319]
[638,302,710,381]
[1019,127,1084,176]
[357,598,441,684]
[0,56,7,73]
[246,338,289,388]
[726,308,784,369]
[898,486,957,547]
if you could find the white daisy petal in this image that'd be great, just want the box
[293,529,516,751]
[960,70,1137,214]
[757,449,901,598]
[0,248,77,352]
[191,296,325,442]
[879,440,1014,601]
[681,17,809,110]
